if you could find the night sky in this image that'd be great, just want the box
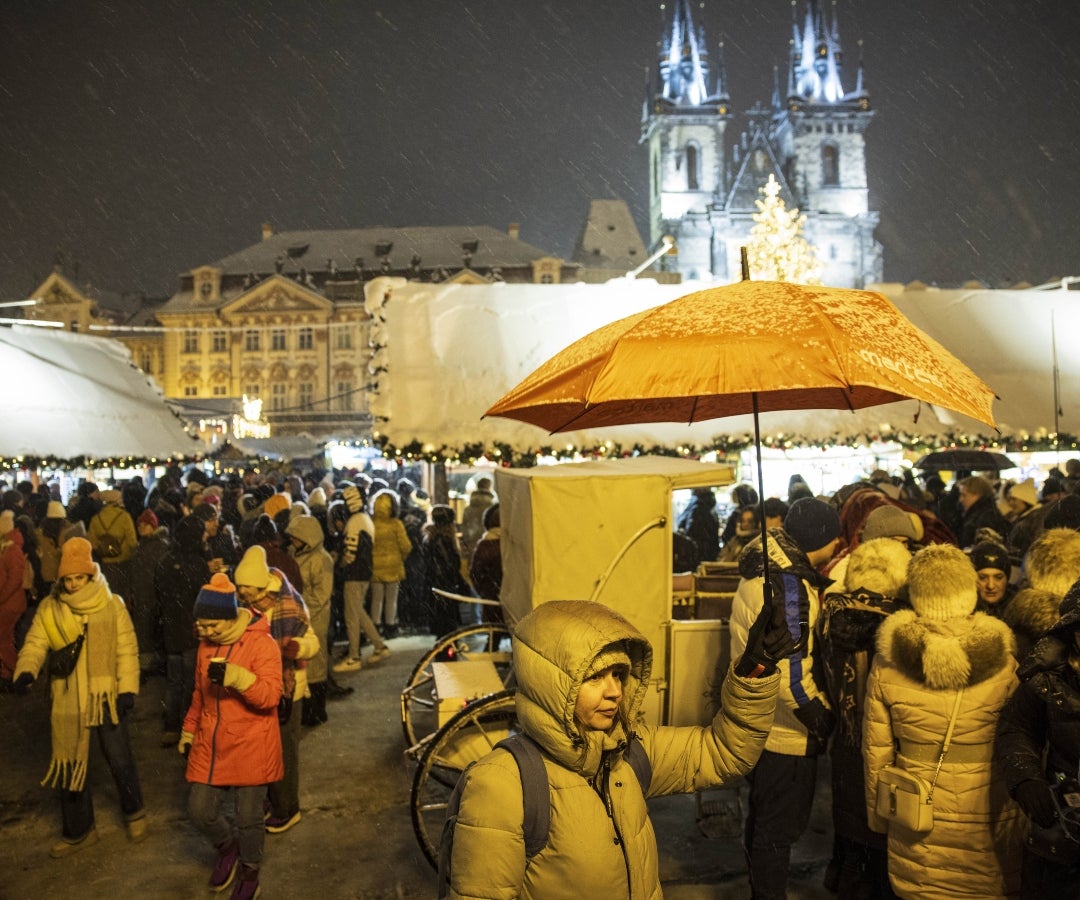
[1,0,1078,302]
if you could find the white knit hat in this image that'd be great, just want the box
[907,544,977,620]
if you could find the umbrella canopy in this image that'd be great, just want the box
[486,280,997,433]
[914,450,1017,473]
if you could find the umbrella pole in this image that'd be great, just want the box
[752,392,771,605]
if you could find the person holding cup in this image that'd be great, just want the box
[181,572,283,899]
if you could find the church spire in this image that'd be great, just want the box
[789,0,849,104]
[657,0,723,107]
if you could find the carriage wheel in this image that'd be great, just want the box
[400,622,514,751]
[409,689,518,870]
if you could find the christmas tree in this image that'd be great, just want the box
[745,174,822,284]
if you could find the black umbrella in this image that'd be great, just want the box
[914,449,1017,473]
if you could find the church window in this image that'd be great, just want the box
[539,273,554,284]
[298,383,313,409]
[183,385,198,397]
[245,329,260,352]
[335,325,352,350]
[211,330,228,353]
[183,329,200,354]
[212,384,227,396]
[686,143,700,190]
[139,352,152,372]
[271,328,286,351]
[822,144,839,185]
[244,383,260,399]
[298,327,313,350]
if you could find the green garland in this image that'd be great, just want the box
[339,431,1080,469]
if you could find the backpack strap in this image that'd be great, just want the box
[493,733,550,859]
[623,733,652,795]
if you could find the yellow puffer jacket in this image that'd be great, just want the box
[862,610,1024,899]
[450,600,779,900]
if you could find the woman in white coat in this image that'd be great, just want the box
[862,544,1024,899]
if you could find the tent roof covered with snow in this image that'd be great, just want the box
[364,278,1078,453]
[0,325,197,462]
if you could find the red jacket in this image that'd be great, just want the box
[184,612,284,787]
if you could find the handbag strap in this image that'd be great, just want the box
[927,688,965,801]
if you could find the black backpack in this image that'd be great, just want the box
[437,731,651,898]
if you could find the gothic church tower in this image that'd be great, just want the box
[640,0,731,282]
[641,0,882,287]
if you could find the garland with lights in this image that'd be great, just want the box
[329,430,1080,470]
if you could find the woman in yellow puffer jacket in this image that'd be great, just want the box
[449,599,785,900]
[863,544,1024,899]
[369,489,413,637]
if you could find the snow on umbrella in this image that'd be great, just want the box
[486,278,998,648]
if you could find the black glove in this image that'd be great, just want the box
[12,672,34,694]
[793,698,837,748]
[734,578,798,677]
[278,696,294,725]
[1015,779,1057,828]
[116,692,135,718]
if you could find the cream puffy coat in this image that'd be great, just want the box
[450,600,779,900]
[863,609,1024,899]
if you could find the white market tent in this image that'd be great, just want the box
[0,325,197,461]
[365,277,1080,453]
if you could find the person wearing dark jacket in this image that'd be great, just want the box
[957,475,1011,549]
[995,578,1080,898]
[1004,527,1080,661]
[677,488,720,565]
[421,505,472,638]
[731,497,841,900]
[154,515,210,746]
[127,509,170,676]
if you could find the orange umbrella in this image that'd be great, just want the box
[486,278,997,649]
[486,280,997,433]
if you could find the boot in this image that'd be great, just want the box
[301,696,319,727]
[311,681,328,723]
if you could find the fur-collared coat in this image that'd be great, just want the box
[863,609,1024,899]
[1004,527,1080,660]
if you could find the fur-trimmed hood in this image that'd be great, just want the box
[876,609,1016,690]
[1004,585,1066,643]
[1020,527,1080,598]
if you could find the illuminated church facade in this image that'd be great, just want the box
[642,0,883,287]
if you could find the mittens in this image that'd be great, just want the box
[222,662,256,692]
[178,731,194,757]
[116,692,135,717]
[12,672,34,694]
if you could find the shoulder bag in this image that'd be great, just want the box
[875,688,964,834]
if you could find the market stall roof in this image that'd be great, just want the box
[0,325,197,462]
[366,278,1071,453]
[213,434,326,462]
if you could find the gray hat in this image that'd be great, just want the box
[861,505,919,543]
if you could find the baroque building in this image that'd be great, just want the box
[24,224,573,439]
[642,0,882,287]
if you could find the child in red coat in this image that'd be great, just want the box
[181,573,282,899]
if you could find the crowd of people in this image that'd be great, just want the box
[0,464,502,899]
[691,461,1080,900]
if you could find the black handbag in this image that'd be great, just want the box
[47,629,86,678]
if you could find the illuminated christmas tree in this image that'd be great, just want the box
[745,174,822,284]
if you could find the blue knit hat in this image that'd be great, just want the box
[193,573,238,620]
